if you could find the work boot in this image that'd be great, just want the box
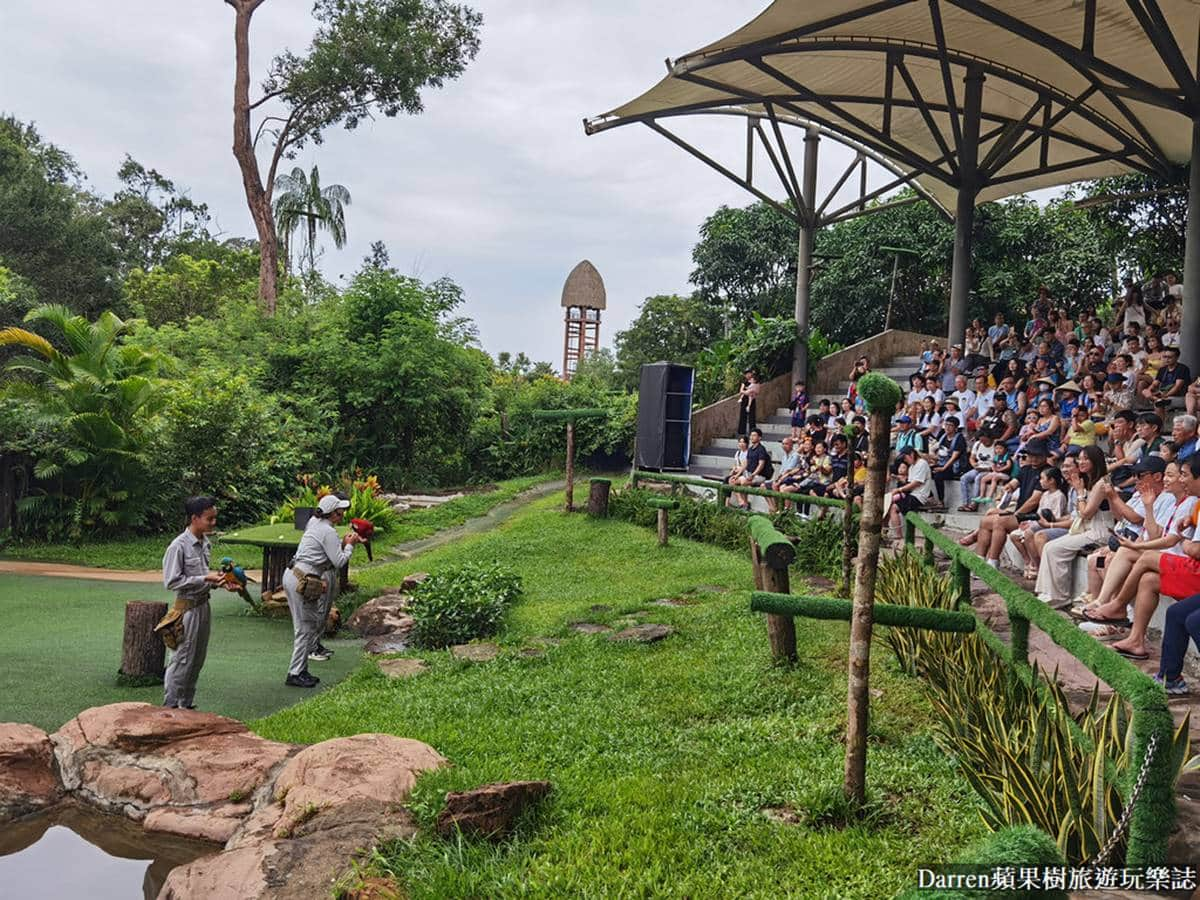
[285,671,320,688]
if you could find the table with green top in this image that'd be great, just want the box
[217,522,355,599]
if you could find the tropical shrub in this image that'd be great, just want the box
[143,369,317,529]
[406,562,522,649]
[877,551,1198,864]
[0,305,170,538]
[609,486,843,579]
[274,473,400,533]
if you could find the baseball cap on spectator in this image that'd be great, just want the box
[1132,456,1167,476]
[1105,373,1125,383]
[897,415,913,424]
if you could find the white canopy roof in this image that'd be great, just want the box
[586,1,1200,210]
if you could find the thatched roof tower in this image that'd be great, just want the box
[560,260,607,310]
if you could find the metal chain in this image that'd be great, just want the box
[1087,730,1160,867]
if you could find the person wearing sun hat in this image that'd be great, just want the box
[1056,379,1083,420]
[282,492,363,687]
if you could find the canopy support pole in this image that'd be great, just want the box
[948,66,984,350]
[793,127,819,385]
[1181,117,1200,374]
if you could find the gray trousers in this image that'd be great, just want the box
[163,599,211,708]
[317,570,338,644]
[283,569,328,676]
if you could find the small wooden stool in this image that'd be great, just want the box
[645,497,679,546]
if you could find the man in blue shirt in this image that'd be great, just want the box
[1172,414,1198,463]
[988,313,1009,348]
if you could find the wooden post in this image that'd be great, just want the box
[657,507,669,546]
[843,373,902,809]
[587,478,611,517]
[119,601,168,683]
[748,518,797,664]
[841,464,856,595]
[761,561,796,664]
[565,421,575,512]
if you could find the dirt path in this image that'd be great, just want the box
[0,560,167,583]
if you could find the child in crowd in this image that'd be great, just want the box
[789,382,808,441]
[976,440,1015,503]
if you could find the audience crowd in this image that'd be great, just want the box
[721,276,1200,694]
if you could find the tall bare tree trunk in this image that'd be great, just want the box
[229,0,280,314]
[843,408,891,807]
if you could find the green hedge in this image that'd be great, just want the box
[610,486,843,580]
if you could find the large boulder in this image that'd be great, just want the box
[0,703,448,900]
[231,733,446,845]
[52,702,295,843]
[162,800,419,900]
[0,723,62,817]
[346,595,413,637]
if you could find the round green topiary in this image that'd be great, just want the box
[855,371,902,414]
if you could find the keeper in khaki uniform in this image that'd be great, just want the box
[159,496,236,709]
[283,493,362,688]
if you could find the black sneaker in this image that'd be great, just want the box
[308,648,332,662]
[315,643,334,657]
[285,672,321,688]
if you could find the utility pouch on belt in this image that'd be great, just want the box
[154,598,195,650]
[293,567,327,602]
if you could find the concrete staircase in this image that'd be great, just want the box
[688,353,922,481]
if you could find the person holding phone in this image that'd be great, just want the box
[1009,464,1069,579]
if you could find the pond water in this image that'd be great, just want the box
[0,804,220,899]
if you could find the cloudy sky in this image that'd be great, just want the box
[2,0,889,366]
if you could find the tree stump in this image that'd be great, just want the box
[587,478,611,517]
[119,600,168,685]
[656,508,669,545]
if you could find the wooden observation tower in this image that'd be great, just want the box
[561,260,605,379]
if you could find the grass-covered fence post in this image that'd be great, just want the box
[903,510,1177,866]
[531,408,608,512]
[748,516,797,663]
[645,497,679,546]
[844,371,903,810]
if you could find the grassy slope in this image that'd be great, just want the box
[0,576,362,731]
[255,494,985,898]
[0,474,559,571]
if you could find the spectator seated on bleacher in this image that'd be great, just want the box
[1033,446,1113,608]
[957,438,1051,567]
[1072,455,1200,660]
[1075,458,1192,637]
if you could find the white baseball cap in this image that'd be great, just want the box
[317,494,351,515]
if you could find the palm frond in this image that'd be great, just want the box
[0,327,57,360]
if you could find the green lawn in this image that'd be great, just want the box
[0,575,362,731]
[255,494,986,898]
[0,474,559,571]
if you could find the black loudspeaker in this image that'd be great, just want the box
[636,362,694,471]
